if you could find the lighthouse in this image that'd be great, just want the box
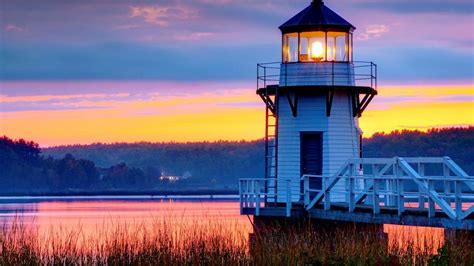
[240,0,473,230]
[258,0,377,203]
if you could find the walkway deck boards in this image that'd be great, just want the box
[241,206,474,230]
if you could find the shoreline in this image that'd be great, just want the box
[0,194,239,201]
[0,190,239,199]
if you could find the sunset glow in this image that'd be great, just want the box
[1,81,472,146]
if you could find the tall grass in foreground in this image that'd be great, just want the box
[0,217,473,265]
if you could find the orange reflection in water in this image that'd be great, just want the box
[1,200,253,251]
[0,199,452,256]
[384,224,445,255]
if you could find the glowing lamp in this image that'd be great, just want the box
[311,41,324,61]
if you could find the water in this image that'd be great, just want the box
[0,196,445,254]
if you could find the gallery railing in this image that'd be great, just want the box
[257,61,377,91]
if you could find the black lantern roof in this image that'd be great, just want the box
[279,0,355,34]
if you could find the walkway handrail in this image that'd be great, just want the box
[303,157,474,221]
[239,178,293,217]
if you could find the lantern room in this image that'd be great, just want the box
[282,31,352,63]
[281,0,354,63]
[276,0,360,88]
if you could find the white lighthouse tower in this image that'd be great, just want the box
[240,0,473,230]
[258,0,377,203]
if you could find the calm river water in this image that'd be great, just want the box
[0,196,445,253]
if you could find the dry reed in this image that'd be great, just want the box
[0,216,473,265]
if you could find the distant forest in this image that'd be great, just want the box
[1,127,472,195]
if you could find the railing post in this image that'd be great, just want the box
[386,162,396,207]
[373,178,380,214]
[349,164,355,212]
[372,165,380,214]
[370,62,373,89]
[443,164,451,205]
[247,180,254,208]
[375,63,378,90]
[395,164,404,216]
[286,180,292,217]
[455,180,462,220]
[304,176,310,207]
[255,180,260,216]
[418,163,425,209]
[263,66,267,88]
[324,176,331,211]
[239,180,243,214]
[428,179,435,218]
[397,177,405,216]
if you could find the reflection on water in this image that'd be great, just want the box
[0,197,450,255]
[384,224,444,254]
[0,198,252,250]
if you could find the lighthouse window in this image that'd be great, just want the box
[300,31,325,62]
[282,31,352,63]
[349,33,353,62]
[327,32,349,62]
[327,37,335,61]
[283,33,298,62]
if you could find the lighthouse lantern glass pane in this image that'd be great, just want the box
[336,35,347,61]
[300,31,325,62]
[349,33,353,62]
[327,32,349,62]
[300,36,309,61]
[283,33,298,63]
[327,37,335,61]
[283,31,352,63]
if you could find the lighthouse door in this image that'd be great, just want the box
[301,133,323,191]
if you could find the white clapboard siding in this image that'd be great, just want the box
[327,90,360,201]
[276,89,360,203]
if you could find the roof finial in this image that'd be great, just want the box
[312,0,324,5]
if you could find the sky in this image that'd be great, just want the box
[0,0,473,146]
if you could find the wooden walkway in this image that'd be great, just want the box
[239,157,474,230]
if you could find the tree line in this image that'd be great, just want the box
[1,127,472,195]
[0,136,170,194]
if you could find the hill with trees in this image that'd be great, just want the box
[363,127,473,174]
[1,127,472,195]
[0,136,166,194]
[44,140,264,192]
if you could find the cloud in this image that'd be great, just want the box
[114,24,141,30]
[0,93,130,103]
[143,31,214,42]
[130,5,198,26]
[4,24,24,32]
[173,32,214,41]
[358,24,389,41]
[198,0,233,5]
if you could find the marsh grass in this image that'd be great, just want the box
[0,216,473,265]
